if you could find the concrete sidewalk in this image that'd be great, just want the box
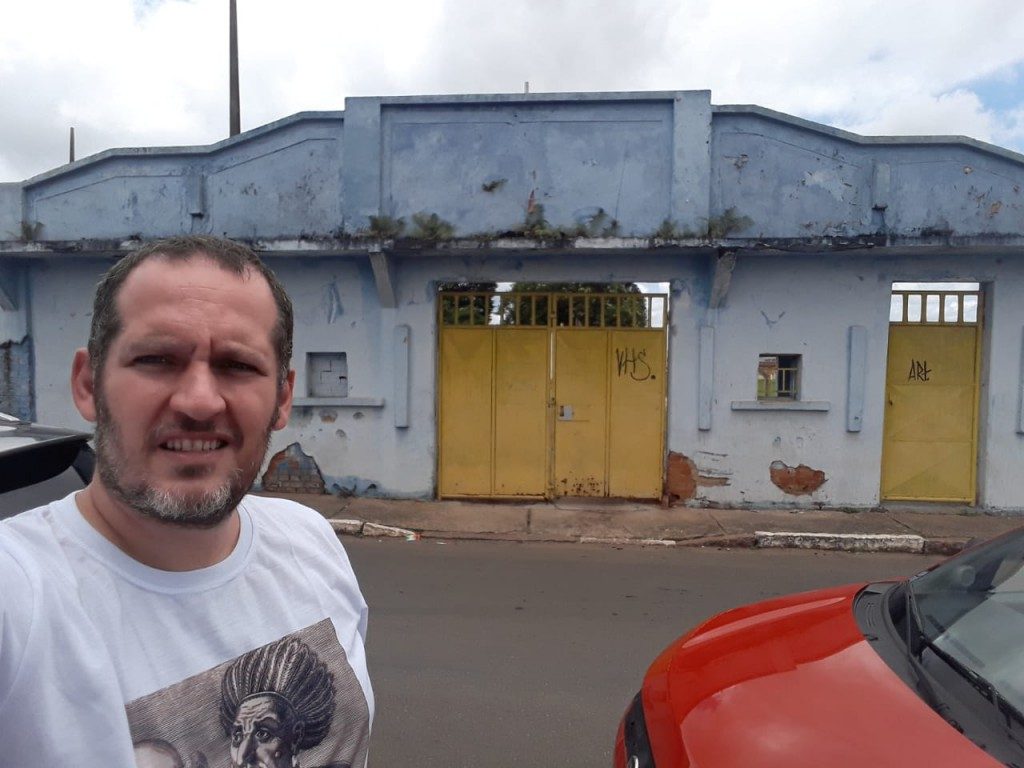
[264,493,1024,554]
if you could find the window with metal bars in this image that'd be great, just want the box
[758,354,800,400]
[437,291,667,329]
[889,286,980,326]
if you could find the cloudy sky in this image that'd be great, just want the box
[2,0,1023,182]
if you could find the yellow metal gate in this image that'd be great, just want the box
[437,291,667,499]
[880,288,982,503]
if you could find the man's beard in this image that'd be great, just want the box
[93,391,276,528]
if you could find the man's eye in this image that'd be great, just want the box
[255,728,272,741]
[134,355,171,366]
[231,729,243,746]
[221,360,258,373]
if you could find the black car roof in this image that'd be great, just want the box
[0,413,92,457]
[0,413,93,495]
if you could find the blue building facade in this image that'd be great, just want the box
[2,90,1023,509]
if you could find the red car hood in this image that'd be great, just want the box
[642,583,1001,768]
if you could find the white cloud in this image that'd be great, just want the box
[2,0,1024,181]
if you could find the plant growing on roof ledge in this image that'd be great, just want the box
[572,208,620,238]
[653,219,700,241]
[524,201,565,240]
[706,207,753,239]
[367,214,405,239]
[409,212,455,241]
[17,220,43,242]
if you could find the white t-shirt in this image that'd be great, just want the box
[0,493,373,767]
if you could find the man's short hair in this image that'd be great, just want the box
[87,235,294,383]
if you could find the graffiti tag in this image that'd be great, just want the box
[907,359,932,382]
[616,347,653,381]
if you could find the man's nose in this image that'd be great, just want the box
[236,736,257,767]
[170,363,226,420]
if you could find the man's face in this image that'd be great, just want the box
[77,254,293,526]
[229,694,300,768]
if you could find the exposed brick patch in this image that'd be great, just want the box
[769,460,827,495]
[665,451,729,503]
[262,442,326,494]
[0,337,33,421]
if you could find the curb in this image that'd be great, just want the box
[755,531,925,553]
[363,522,420,540]
[579,536,677,547]
[332,519,960,554]
[329,519,364,536]
[330,519,421,540]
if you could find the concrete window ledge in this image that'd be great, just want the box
[731,400,831,412]
[291,397,385,408]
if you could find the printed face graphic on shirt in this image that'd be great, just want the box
[228,694,300,767]
[133,739,185,768]
[126,620,367,768]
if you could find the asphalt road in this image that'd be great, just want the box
[344,537,941,768]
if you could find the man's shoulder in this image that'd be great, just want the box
[242,494,336,540]
[0,500,79,620]
[241,494,359,578]
[0,502,70,581]
[0,536,36,614]
[0,523,48,685]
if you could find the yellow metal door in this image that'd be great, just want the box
[438,328,493,496]
[553,330,608,496]
[494,329,549,495]
[608,330,666,498]
[881,310,980,502]
[438,291,668,500]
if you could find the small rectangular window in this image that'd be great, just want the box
[307,352,348,397]
[757,354,800,400]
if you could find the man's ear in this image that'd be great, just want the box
[273,369,296,431]
[71,348,98,423]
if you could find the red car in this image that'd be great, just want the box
[615,530,1024,767]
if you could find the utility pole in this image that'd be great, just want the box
[69,127,75,163]
[229,0,240,136]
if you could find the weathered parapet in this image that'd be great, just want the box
[711,106,1024,243]
[0,185,22,241]
[1,92,1023,252]
[347,91,711,239]
[0,92,716,248]
[7,112,344,244]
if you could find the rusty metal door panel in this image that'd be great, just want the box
[881,324,980,502]
[554,330,608,497]
[494,329,549,495]
[608,330,666,498]
[438,328,493,496]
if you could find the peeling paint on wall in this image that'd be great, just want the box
[0,336,32,420]
[262,442,326,494]
[769,460,827,495]
[665,451,729,502]
[331,476,380,497]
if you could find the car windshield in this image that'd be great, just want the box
[909,528,1024,715]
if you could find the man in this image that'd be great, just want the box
[0,236,372,766]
